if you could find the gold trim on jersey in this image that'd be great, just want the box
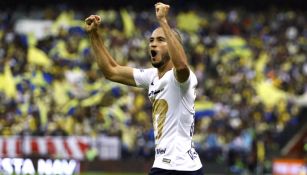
[152,99,168,140]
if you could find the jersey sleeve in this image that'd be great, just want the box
[133,68,154,89]
[172,68,198,90]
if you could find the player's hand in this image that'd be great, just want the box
[84,15,101,32]
[155,2,170,22]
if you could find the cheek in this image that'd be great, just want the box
[160,46,168,53]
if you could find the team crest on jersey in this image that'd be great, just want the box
[187,149,198,160]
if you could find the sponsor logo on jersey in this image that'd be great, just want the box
[162,158,171,164]
[156,148,166,155]
[148,88,164,97]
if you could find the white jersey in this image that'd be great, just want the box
[133,68,202,171]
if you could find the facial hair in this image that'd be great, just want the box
[152,52,170,68]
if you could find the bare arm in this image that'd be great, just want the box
[155,3,190,83]
[85,15,136,86]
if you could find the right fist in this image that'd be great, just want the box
[155,2,170,22]
[84,15,101,32]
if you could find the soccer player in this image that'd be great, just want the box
[85,2,203,175]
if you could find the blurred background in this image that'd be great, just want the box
[0,0,306,174]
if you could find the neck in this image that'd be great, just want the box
[157,61,173,78]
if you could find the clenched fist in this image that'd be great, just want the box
[155,2,170,22]
[84,15,101,32]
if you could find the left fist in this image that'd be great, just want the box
[155,2,170,21]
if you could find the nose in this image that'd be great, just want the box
[150,40,157,48]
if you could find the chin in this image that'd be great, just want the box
[152,61,164,68]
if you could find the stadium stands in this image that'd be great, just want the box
[0,2,306,174]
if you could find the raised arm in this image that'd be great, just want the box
[155,3,190,83]
[85,15,136,86]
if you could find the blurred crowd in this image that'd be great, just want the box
[0,4,306,174]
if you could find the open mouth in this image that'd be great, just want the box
[150,50,157,58]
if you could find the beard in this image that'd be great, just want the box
[151,52,170,68]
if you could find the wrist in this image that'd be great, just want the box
[88,29,99,36]
[88,30,101,41]
[158,18,168,24]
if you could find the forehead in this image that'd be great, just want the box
[151,28,165,38]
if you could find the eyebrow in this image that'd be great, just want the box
[149,36,166,41]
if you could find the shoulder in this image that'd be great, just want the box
[134,68,156,75]
[135,68,156,79]
[189,70,197,83]
[133,68,157,88]
[170,68,197,86]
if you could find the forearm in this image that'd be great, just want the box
[88,30,118,78]
[159,20,188,70]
